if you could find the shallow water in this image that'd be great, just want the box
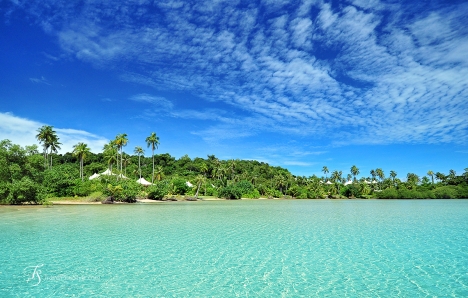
[1,200,467,297]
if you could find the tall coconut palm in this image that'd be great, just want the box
[322,166,329,180]
[114,133,128,174]
[350,165,359,182]
[122,154,131,176]
[194,174,205,198]
[103,142,118,173]
[48,134,61,169]
[370,169,376,182]
[134,146,144,179]
[390,170,397,187]
[376,168,385,181]
[72,142,91,181]
[36,125,58,169]
[146,132,160,184]
[427,170,434,184]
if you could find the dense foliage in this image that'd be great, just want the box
[1,134,467,204]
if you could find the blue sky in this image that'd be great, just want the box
[1,0,467,179]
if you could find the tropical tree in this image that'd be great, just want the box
[427,170,434,184]
[406,173,420,189]
[199,162,208,177]
[48,134,61,168]
[448,169,456,181]
[72,142,91,181]
[389,170,397,187]
[122,154,131,176]
[370,169,376,182]
[194,174,205,198]
[146,132,160,184]
[435,172,446,184]
[134,146,144,179]
[274,174,286,194]
[331,170,343,194]
[322,166,329,180]
[103,142,118,173]
[154,165,164,181]
[36,125,60,169]
[350,165,359,182]
[114,133,128,174]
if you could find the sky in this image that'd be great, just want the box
[1,0,467,179]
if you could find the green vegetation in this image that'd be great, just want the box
[0,128,467,205]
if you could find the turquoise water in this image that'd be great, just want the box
[1,200,468,297]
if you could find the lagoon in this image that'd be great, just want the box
[1,200,468,297]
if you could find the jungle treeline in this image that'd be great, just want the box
[0,128,467,204]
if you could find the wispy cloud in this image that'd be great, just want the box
[29,76,50,85]
[129,93,173,110]
[0,112,108,153]
[6,0,468,146]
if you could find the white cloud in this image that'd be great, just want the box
[7,0,468,146]
[129,93,173,110]
[0,112,108,153]
[29,76,50,85]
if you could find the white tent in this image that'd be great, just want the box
[117,173,128,179]
[101,169,116,176]
[186,181,194,187]
[136,178,152,186]
[326,181,333,185]
[344,180,352,186]
[89,173,101,180]
[372,180,378,184]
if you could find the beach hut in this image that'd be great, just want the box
[101,169,116,176]
[136,178,152,186]
[89,173,101,180]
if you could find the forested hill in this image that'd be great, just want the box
[1,139,467,204]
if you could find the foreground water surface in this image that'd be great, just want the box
[1,199,467,297]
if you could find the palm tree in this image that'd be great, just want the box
[390,170,397,187]
[199,163,208,177]
[322,166,329,180]
[194,174,205,199]
[427,170,434,184]
[448,169,456,181]
[370,169,376,182]
[103,142,118,173]
[154,165,164,181]
[376,168,385,182]
[122,154,131,176]
[274,174,286,194]
[350,165,359,182]
[72,142,91,181]
[114,133,128,174]
[134,146,144,179]
[228,159,236,181]
[146,132,160,184]
[48,134,61,168]
[36,125,59,169]
[406,173,420,189]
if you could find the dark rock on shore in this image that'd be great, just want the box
[102,196,114,204]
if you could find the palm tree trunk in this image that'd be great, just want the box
[138,155,141,179]
[152,148,155,184]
